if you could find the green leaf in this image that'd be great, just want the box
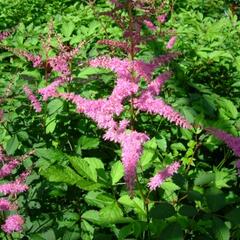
[40,166,80,185]
[81,210,101,225]
[118,195,145,216]
[212,217,230,240]
[62,21,75,37]
[160,222,183,240]
[111,161,124,185]
[78,136,99,150]
[47,99,63,115]
[205,187,226,212]
[99,203,124,224]
[85,191,115,208]
[194,171,214,186]
[139,138,157,168]
[179,204,197,217]
[76,179,104,191]
[69,157,97,182]
[161,182,180,192]
[226,208,240,225]
[84,157,104,169]
[216,98,238,119]
[150,203,175,219]
[170,142,186,151]
[45,116,57,134]
[6,135,19,155]
[156,138,167,152]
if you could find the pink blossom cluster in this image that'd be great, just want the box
[0,146,30,233]
[23,85,42,112]
[206,127,240,175]
[206,128,240,157]
[59,52,190,192]
[0,31,11,41]
[166,36,177,49]
[148,161,180,190]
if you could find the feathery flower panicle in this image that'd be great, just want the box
[120,131,149,193]
[157,13,167,23]
[133,93,191,128]
[0,181,28,195]
[23,85,42,112]
[133,52,180,82]
[148,161,180,191]
[0,148,30,233]
[147,71,172,96]
[166,36,177,49]
[1,214,24,233]
[205,128,240,157]
[144,20,157,31]
[38,78,64,101]
[0,198,16,211]
[0,31,11,41]
[89,56,132,78]
[0,159,20,178]
[98,40,131,53]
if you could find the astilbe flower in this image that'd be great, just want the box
[157,13,167,24]
[205,128,240,157]
[1,214,24,233]
[206,127,240,175]
[57,0,190,192]
[148,161,180,191]
[0,199,16,211]
[144,20,157,31]
[0,31,11,42]
[166,36,177,49]
[0,147,30,233]
[23,85,42,112]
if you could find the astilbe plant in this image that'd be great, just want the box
[3,0,190,194]
[0,146,32,234]
[58,0,190,193]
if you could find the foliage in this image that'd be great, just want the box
[0,0,240,239]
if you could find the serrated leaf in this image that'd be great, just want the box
[160,222,183,240]
[78,136,99,150]
[205,187,226,212]
[40,166,80,185]
[150,203,175,219]
[47,99,63,115]
[85,191,114,208]
[69,157,97,182]
[161,182,180,192]
[213,217,230,240]
[81,210,101,225]
[62,21,75,37]
[217,98,238,119]
[76,179,103,191]
[179,204,197,217]
[194,171,214,186]
[6,135,19,155]
[139,138,157,168]
[99,203,123,224]
[226,208,240,225]
[111,161,124,185]
[118,195,145,216]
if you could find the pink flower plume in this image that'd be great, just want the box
[148,161,180,191]
[1,214,24,233]
[23,85,42,112]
